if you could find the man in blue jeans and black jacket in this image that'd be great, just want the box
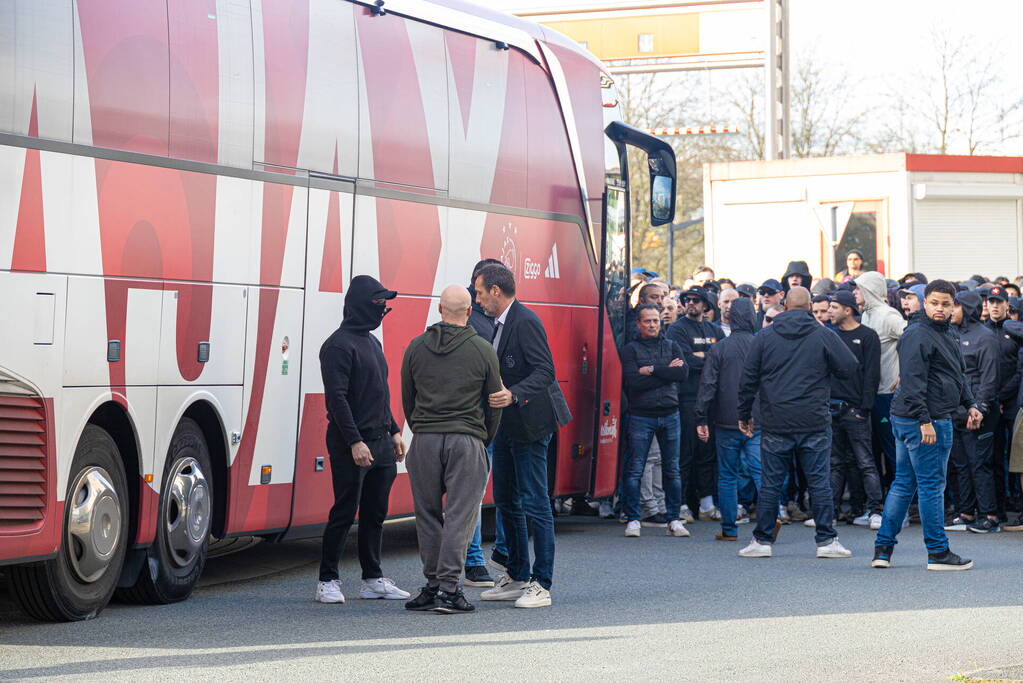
[621,304,689,539]
[873,279,982,571]
[473,264,570,609]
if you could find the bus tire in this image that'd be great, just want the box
[8,425,129,621]
[117,418,211,605]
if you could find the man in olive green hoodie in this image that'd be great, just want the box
[401,285,503,614]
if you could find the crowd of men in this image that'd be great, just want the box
[311,250,1023,615]
[617,256,1023,571]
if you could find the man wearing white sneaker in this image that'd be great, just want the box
[736,287,858,559]
[827,291,883,531]
[315,276,410,604]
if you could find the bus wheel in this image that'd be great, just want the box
[118,418,211,604]
[8,425,128,621]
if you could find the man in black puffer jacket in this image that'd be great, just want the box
[948,291,1001,533]
[736,287,858,559]
[621,304,689,538]
[695,297,761,541]
[983,286,1020,524]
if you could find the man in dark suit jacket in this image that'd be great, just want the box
[472,263,570,609]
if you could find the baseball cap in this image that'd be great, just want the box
[987,286,1008,302]
[757,279,782,295]
[830,290,857,311]
[736,283,756,298]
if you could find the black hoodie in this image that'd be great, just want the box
[782,260,813,293]
[737,308,857,433]
[666,309,721,400]
[696,297,761,428]
[320,275,400,451]
[891,312,975,425]
[953,291,998,418]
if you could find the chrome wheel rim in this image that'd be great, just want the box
[66,466,122,583]
[163,457,210,567]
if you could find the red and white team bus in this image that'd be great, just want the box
[0,0,675,620]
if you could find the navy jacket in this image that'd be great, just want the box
[737,309,857,433]
[621,336,688,417]
[695,298,760,429]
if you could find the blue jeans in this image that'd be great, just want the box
[623,414,682,522]
[876,416,953,554]
[466,443,505,567]
[492,428,555,589]
[717,428,761,536]
[754,429,837,546]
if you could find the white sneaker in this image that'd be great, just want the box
[804,518,816,528]
[315,579,345,604]
[625,520,641,537]
[736,505,750,525]
[869,514,883,530]
[778,505,791,524]
[852,512,871,527]
[359,577,410,600]
[699,506,722,522]
[480,574,529,601]
[514,580,551,608]
[598,501,614,519]
[679,505,695,524]
[667,520,690,537]
[816,539,852,558]
[739,539,772,558]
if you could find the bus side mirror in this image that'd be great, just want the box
[648,151,675,226]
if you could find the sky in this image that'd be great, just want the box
[483,0,1023,154]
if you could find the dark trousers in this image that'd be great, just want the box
[492,427,555,590]
[993,411,1012,516]
[319,434,397,582]
[872,393,897,487]
[830,406,883,515]
[950,417,997,517]
[754,429,838,546]
[679,400,715,510]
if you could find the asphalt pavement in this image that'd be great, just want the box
[2,514,1023,681]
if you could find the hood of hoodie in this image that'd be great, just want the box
[909,284,926,306]
[782,260,812,292]
[771,309,821,339]
[955,290,983,326]
[422,321,477,354]
[729,297,757,335]
[340,275,396,333]
[855,271,889,311]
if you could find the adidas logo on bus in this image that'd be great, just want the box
[543,243,560,279]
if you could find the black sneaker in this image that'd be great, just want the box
[927,549,973,571]
[871,544,894,568]
[641,513,668,527]
[464,564,495,587]
[433,589,475,614]
[405,586,438,611]
[967,517,1001,534]
[490,549,508,573]
[1004,513,1023,532]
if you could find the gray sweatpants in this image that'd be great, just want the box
[406,432,490,593]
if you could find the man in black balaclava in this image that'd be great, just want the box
[316,275,410,604]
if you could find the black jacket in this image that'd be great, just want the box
[621,336,687,417]
[831,324,881,411]
[782,260,813,293]
[667,316,721,400]
[986,317,1020,411]
[737,309,857,433]
[1004,321,1023,411]
[695,297,760,428]
[320,275,400,451]
[891,315,976,424]
[468,287,495,343]
[494,300,571,443]
[954,292,998,417]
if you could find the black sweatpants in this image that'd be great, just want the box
[950,417,997,518]
[679,400,715,511]
[319,433,397,582]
